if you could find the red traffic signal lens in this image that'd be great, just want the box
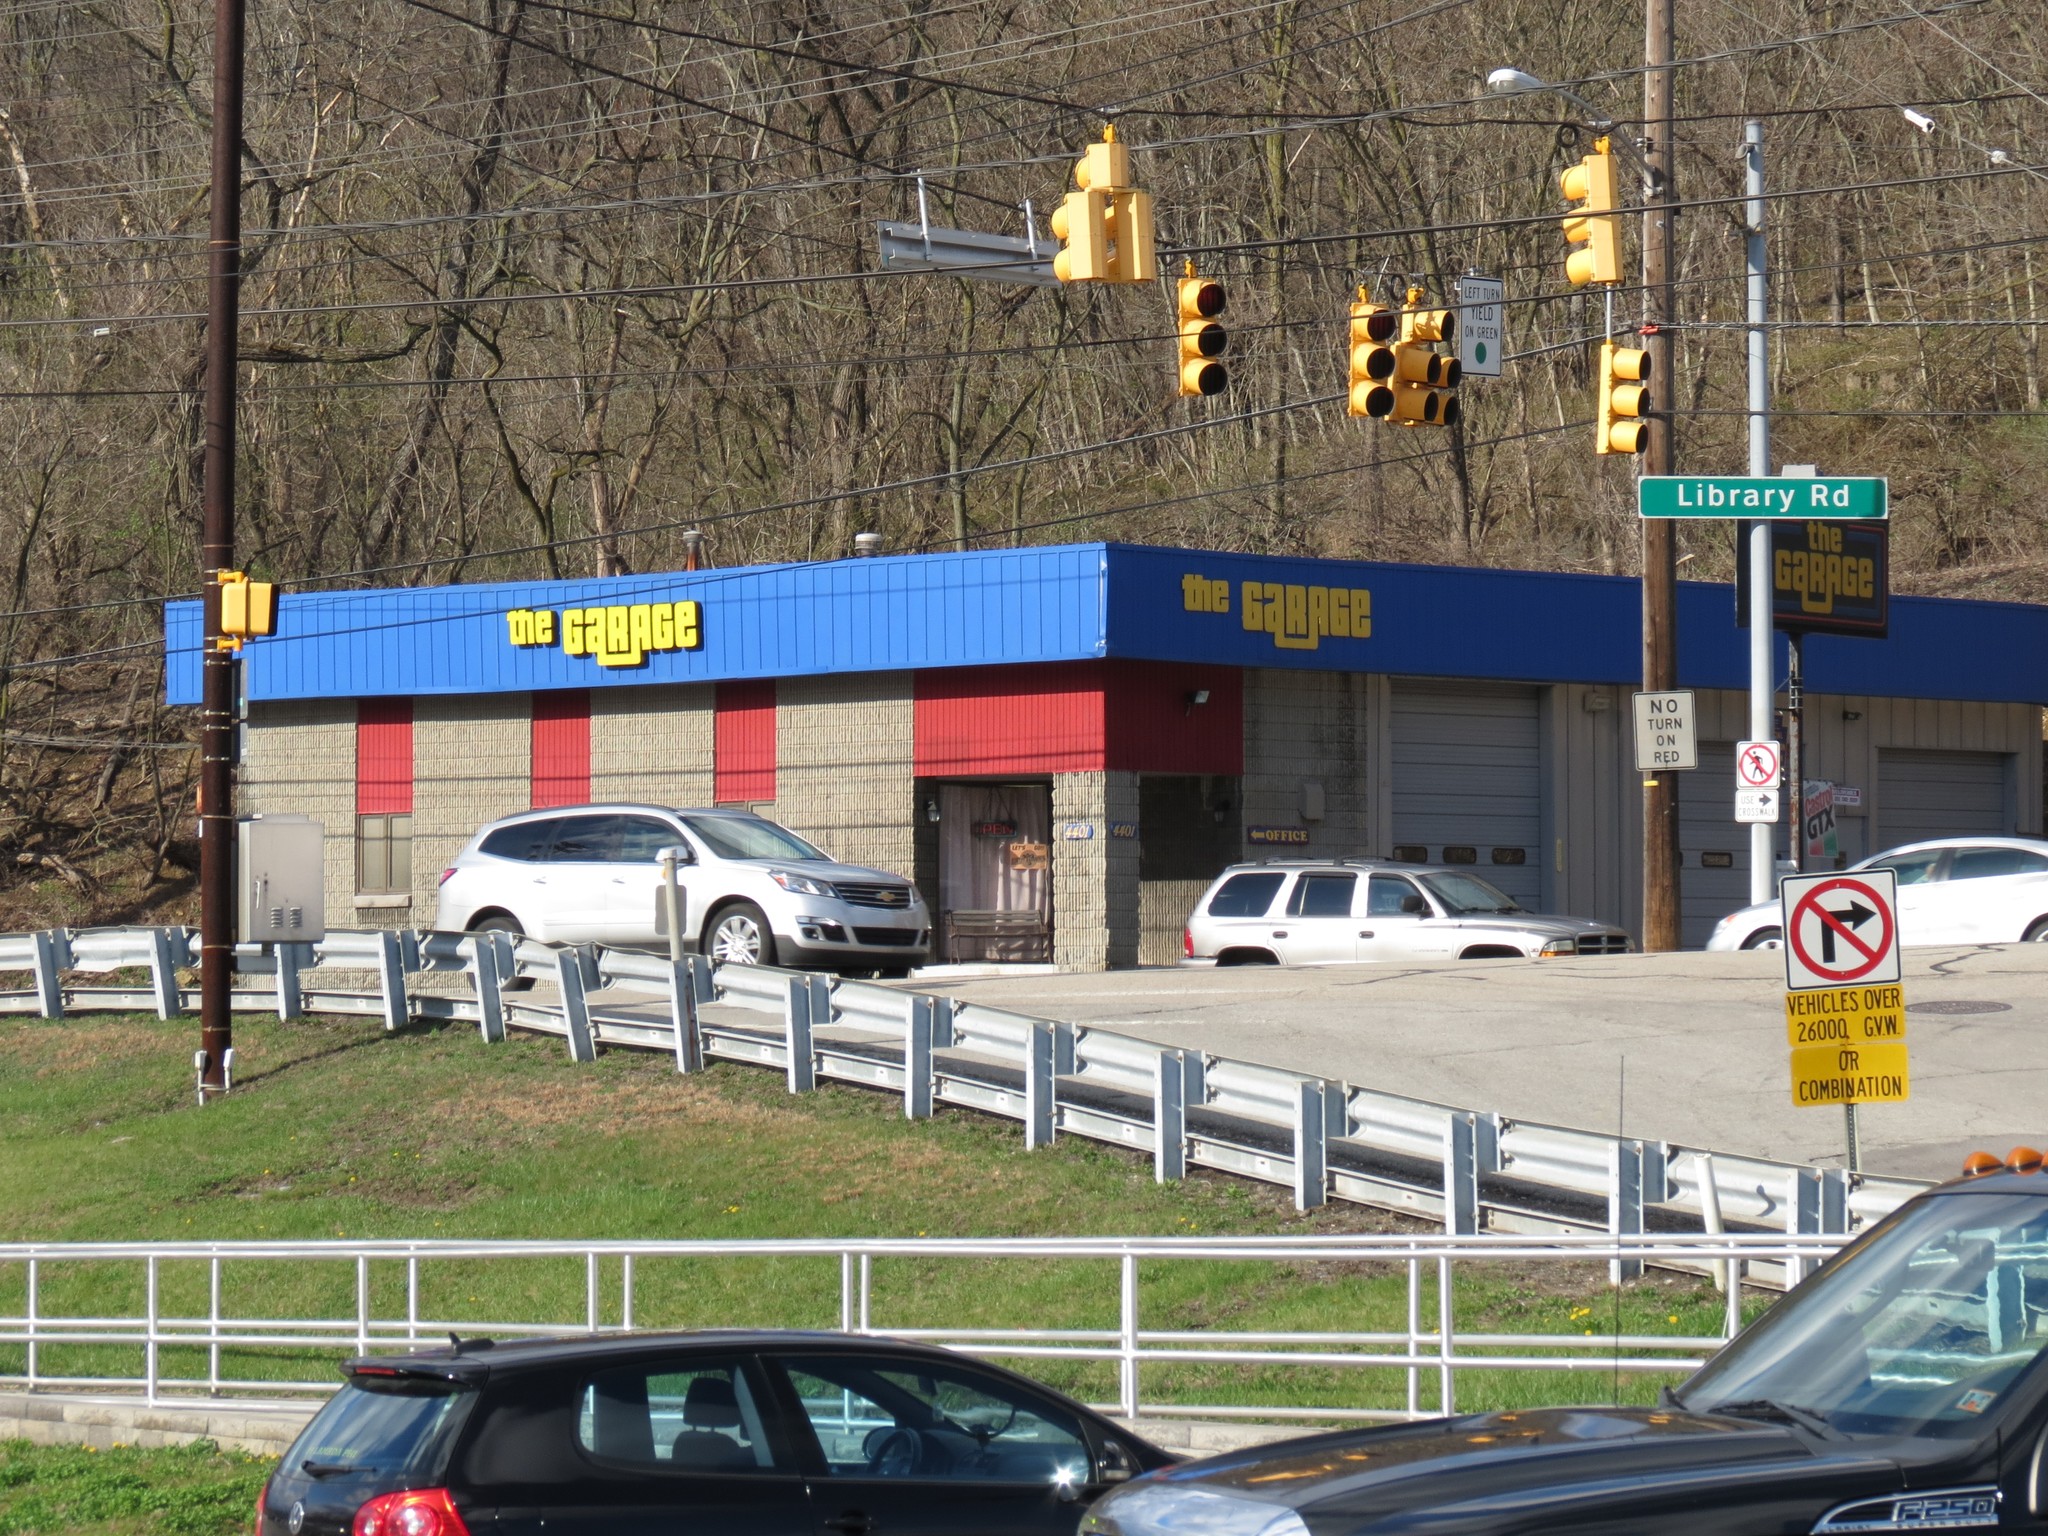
[1179,278,1225,318]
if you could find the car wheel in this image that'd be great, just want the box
[469,912,534,991]
[2025,918,2048,943]
[1740,926,1783,951]
[707,902,777,967]
[872,965,912,980]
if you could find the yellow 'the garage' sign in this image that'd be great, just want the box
[505,600,702,668]
[1181,572,1371,652]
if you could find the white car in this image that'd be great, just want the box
[1705,836,2048,951]
[435,804,930,974]
[1182,859,1633,966]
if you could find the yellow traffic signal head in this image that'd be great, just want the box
[1054,130,1152,283]
[1597,339,1651,454]
[1177,274,1227,396]
[1347,299,1397,417]
[1560,149,1622,287]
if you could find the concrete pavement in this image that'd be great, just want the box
[929,945,2048,1183]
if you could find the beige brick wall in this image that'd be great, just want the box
[411,694,533,923]
[771,672,917,877]
[591,684,714,806]
[241,699,356,931]
[1052,770,1140,970]
[1241,669,1374,857]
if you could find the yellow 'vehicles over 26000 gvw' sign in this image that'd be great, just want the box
[505,600,703,669]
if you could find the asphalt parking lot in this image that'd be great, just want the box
[932,945,2048,1183]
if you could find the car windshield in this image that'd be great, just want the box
[1679,1191,2048,1438]
[1417,872,1523,915]
[682,815,829,862]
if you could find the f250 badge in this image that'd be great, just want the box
[1813,1487,2000,1533]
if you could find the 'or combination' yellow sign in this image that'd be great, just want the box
[1788,1040,1910,1107]
[1783,984,1906,1048]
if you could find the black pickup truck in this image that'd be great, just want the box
[1083,1161,2048,1536]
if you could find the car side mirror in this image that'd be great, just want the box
[1094,1437,1137,1486]
[1401,894,1428,915]
[657,844,694,867]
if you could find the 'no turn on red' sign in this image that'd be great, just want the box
[1780,869,1902,991]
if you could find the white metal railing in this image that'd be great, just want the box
[0,1232,1844,1418]
[0,926,1928,1266]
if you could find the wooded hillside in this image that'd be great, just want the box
[0,0,2042,919]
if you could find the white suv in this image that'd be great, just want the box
[434,804,931,974]
[1183,859,1633,966]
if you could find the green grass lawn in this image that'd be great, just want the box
[0,1440,270,1536]
[0,1009,1765,1532]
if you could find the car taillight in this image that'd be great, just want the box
[1183,926,1193,958]
[255,1478,271,1536]
[353,1489,473,1536]
[439,867,458,885]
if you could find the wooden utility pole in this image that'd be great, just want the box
[198,0,245,1097]
[1639,0,1681,951]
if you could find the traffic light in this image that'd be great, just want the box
[1388,294,1461,427]
[1176,267,1226,396]
[1051,127,1156,284]
[1596,338,1651,454]
[216,569,275,651]
[1560,143,1622,287]
[1346,292,1396,418]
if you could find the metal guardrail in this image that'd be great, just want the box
[0,927,1928,1275]
[0,1232,1846,1419]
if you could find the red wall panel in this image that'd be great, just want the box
[356,699,414,814]
[1103,660,1244,775]
[531,690,591,807]
[913,663,1106,776]
[715,679,777,803]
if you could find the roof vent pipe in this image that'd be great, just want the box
[852,532,884,557]
[680,529,705,571]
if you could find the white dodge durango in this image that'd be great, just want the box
[435,804,931,973]
[1184,858,1633,966]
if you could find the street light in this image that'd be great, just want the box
[1484,68,1658,189]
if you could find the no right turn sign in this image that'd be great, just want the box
[1780,869,1902,990]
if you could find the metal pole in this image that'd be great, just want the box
[1639,0,1681,951]
[1786,635,1804,874]
[1744,121,1775,909]
[660,851,685,965]
[1844,1101,1862,1177]
[198,0,246,1099]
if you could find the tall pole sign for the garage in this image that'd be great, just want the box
[1639,474,1886,914]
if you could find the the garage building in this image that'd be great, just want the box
[166,543,2048,963]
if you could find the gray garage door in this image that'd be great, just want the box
[1390,681,1542,905]
[1678,742,1756,948]
[1877,749,2010,848]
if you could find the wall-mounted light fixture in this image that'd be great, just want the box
[924,798,941,824]
[1841,710,1862,721]
[1583,690,1613,713]
[1185,688,1211,717]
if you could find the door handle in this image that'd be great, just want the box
[1271,930,1288,939]
[1359,930,1373,938]
[823,1514,875,1535]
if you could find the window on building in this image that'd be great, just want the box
[357,700,414,896]
[357,813,413,893]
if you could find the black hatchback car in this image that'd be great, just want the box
[258,1329,1171,1536]
[1082,1160,2048,1536]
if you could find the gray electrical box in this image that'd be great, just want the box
[237,814,327,943]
